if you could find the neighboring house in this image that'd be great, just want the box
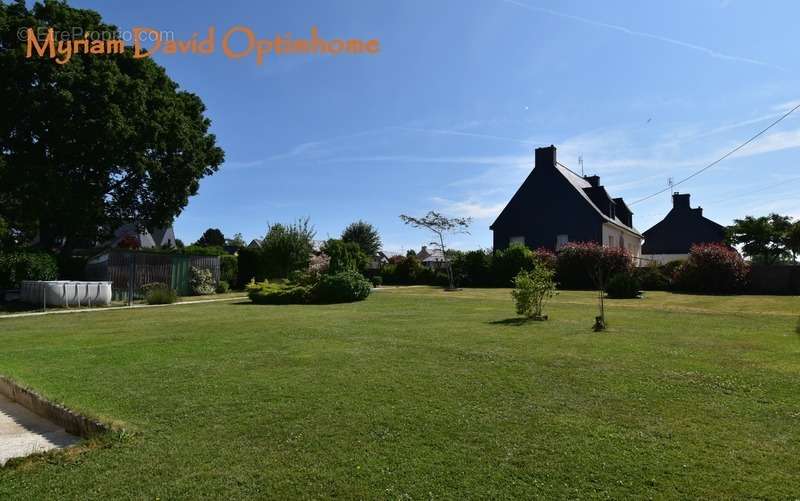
[222,245,240,255]
[247,239,263,249]
[110,223,175,249]
[490,145,643,257]
[367,251,392,270]
[416,246,447,269]
[641,193,726,264]
[150,227,176,248]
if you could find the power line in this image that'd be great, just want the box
[628,102,800,206]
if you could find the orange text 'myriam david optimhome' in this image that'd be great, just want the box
[26,26,380,65]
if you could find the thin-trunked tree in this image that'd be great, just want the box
[399,211,471,290]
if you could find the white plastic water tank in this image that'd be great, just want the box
[20,281,112,307]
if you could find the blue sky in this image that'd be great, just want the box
[68,0,800,251]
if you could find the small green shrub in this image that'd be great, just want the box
[190,266,215,295]
[635,262,671,290]
[288,269,321,287]
[248,284,311,304]
[215,280,230,294]
[606,273,641,298]
[510,263,557,320]
[316,270,372,303]
[245,278,267,293]
[142,282,177,304]
[371,275,382,287]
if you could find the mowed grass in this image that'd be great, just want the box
[0,288,798,499]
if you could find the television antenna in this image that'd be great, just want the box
[578,155,584,176]
[667,177,674,202]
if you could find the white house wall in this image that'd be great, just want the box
[640,253,689,265]
[602,223,643,259]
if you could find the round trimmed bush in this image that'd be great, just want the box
[249,284,311,305]
[371,275,383,287]
[316,270,372,303]
[556,242,632,290]
[606,273,641,298]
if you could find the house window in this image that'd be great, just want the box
[509,236,525,246]
[556,234,568,250]
[608,235,615,247]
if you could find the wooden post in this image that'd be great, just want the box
[127,253,135,307]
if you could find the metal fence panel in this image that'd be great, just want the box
[90,250,220,300]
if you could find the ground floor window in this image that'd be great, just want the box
[509,236,525,246]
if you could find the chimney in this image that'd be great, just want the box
[672,192,690,210]
[693,207,703,217]
[534,145,557,170]
[585,175,600,187]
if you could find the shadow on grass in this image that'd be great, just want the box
[488,317,533,326]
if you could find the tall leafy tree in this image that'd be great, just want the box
[322,239,368,274]
[0,0,224,252]
[786,221,800,263]
[727,214,793,264]
[226,232,246,249]
[261,218,315,278]
[399,211,471,290]
[341,220,382,256]
[195,228,226,247]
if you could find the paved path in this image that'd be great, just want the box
[0,395,80,466]
[0,295,249,320]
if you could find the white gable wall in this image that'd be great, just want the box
[602,222,642,260]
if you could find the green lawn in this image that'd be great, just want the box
[0,288,798,499]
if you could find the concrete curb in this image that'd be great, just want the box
[0,294,249,320]
[0,376,109,438]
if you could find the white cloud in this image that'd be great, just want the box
[729,128,800,159]
[323,153,531,166]
[772,100,800,112]
[431,197,506,220]
[501,0,785,71]
[389,126,536,146]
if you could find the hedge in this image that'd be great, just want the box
[0,251,58,289]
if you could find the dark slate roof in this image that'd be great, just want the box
[555,162,642,236]
[642,194,726,254]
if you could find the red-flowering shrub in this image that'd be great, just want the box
[673,243,749,294]
[556,242,633,289]
[534,247,557,270]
